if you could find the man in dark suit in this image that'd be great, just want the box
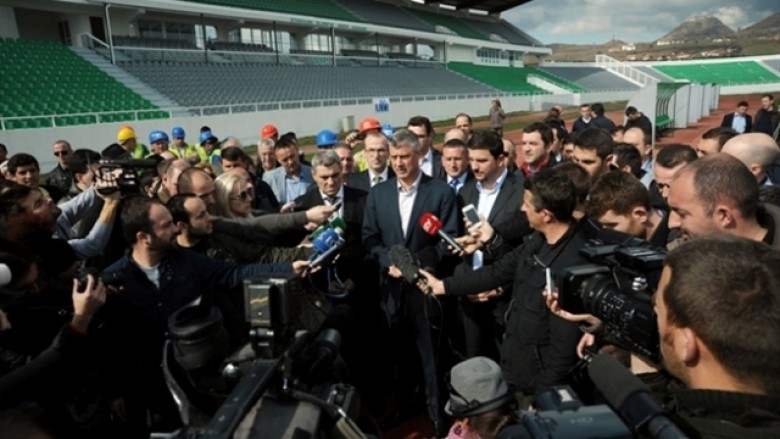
[347,131,395,192]
[407,115,445,180]
[441,138,473,196]
[456,130,524,360]
[362,129,459,434]
[721,100,753,134]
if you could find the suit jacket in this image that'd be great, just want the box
[362,174,459,272]
[720,113,753,134]
[456,171,524,273]
[262,164,314,205]
[347,167,395,193]
[431,149,446,181]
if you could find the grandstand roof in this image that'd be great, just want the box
[422,0,531,14]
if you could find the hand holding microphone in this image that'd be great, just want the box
[419,212,464,254]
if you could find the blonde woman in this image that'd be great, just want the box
[214,172,253,218]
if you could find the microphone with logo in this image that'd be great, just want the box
[306,225,346,272]
[419,212,464,254]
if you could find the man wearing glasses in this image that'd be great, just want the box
[45,139,74,202]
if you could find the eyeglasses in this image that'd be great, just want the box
[53,151,70,157]
[229,190,252,201]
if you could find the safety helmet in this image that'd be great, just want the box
[117,126,136,143]
[381,123,394,137]
[358,117,381,134]
[149,130,170,144]
[172,126,186,139]
[261,124,279,139]
[199,130,218,145]
[316,129,338,148]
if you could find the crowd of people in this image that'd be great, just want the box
[0,94,779,439]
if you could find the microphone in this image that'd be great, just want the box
[0,263,11,288]
[389,245,422,285]
[308,228,345,269]
[419,212,464,254]
[588,353,690,439]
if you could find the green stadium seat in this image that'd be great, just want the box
[406,8,486,40]
[447,62,566,94]
[183,0,359,22]
[654,61,780,86]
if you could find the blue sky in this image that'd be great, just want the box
[502,0,779,44]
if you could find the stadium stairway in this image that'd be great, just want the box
[70,46,190,118]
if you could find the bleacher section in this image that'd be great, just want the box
[122,62,495,107]
[448,63,587,94]
[0,39,164,130]
[633,66,676,82]
[184,0,359,22]
[539,66,640,91]
[405,8,486,40]
[763,58,780,75]
[333,0,432,32]
[653,61,780,86]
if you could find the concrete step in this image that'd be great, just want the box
[70,46,191,117]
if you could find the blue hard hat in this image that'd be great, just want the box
[381,123,394,137]
[199,130,218,145]
[316,129,338,148]
[172,126,186,138]
[149,130,169,144]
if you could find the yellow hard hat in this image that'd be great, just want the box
[117,126,136,143]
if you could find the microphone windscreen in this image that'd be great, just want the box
[0,264,11,288]
[389,245,421,284]
[588,353,649,409]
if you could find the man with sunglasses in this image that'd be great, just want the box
[420,169,588,408]
[45,140,74,202]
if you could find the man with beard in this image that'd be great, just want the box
[99,196,311,436]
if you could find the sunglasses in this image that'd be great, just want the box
[53,151,70,157]
[229,190,252,201]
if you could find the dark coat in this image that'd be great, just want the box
[347,167,395,193]
[720,112,753,134]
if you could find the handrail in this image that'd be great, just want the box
[596,54,659,86]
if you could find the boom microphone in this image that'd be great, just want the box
[419,212,464,254]
[588,353,690,439]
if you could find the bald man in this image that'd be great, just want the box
[722,133,780,186]
[443,127,468,144]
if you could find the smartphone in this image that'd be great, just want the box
[462,204,482,228]
[546,267,555,295]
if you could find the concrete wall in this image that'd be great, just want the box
[15,9,60,41]
[0,6,20,38]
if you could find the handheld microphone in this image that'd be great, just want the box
[588,353,690,439]
[308,228,345,269]
[388,245,422,285]
[419,212,464,254]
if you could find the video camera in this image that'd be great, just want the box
[97,158,159,195]
[161,274,364,439]
[558,231,665,363]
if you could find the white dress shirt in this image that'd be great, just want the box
[472,168,508,270]
[398,172,423,238]
[419,148,434,177]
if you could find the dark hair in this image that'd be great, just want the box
[167,193,198,225]
[761,94,774,101]
[443,138,467,150]
[0,184,33,224]
[613,143,643,178]
[455,113,472,124]
[407,115,434,137]
[573,127,614,160]
[553,162,591,205]
[275,135,298,150]
[656,144,697,169]
[544,120,569,144]
[580,103,590,110]
[66,149,101,175]
[587,170,649,218]
[468,130,504,159]
[523,122,554,146]
[663,235,780,395]
[120,195,162,245]
[610,125,626,136]
[177,167,209,194]
[737,100,749,107]
[221,146,249,162]
[0,143,6,154]
[682,154,758,218]
[523,168,576,222]
[701,127,737,149]
[625,106,638,116]
[591,103,605,116]
[463,403,517,439]
[7,153,39,174]
[200,126,211,133]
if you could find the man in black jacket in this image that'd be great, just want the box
[720,100,752,134]
[624,106,653,136]
[421,169,588,406]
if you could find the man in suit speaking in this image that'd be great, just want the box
[362,129,459,434]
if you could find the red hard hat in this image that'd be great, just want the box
[261,124,278,139]
[358,117,381,134]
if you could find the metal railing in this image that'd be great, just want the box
[596,54,660,86]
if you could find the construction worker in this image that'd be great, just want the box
[170,126,200,163]
[346,117,383,172]
[116,125,149,160]
[316,129,338,149]
[148,130,170,156]
[197,130,222,167]
[261,124,279,143]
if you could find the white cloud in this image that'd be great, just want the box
[712,6,747,29]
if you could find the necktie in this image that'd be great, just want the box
[449,178,459,194]
[372,175,382,186]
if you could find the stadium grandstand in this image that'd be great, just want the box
[1,0,779,170]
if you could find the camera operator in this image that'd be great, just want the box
[96,196,312,436]
[420,169,589,407]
